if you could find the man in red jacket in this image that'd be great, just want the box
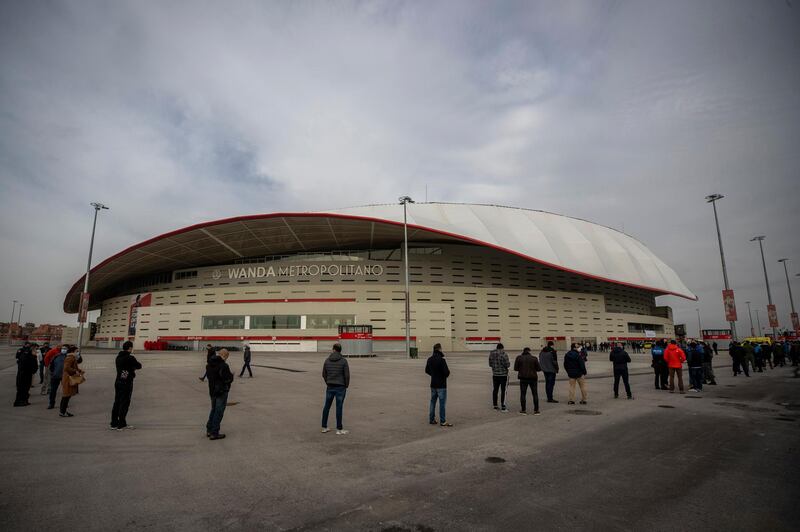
[663,340,687,393]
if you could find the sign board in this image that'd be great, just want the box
[78,293,90,323]
[128,293,152,336]
[767,304,779,328]
[792,312,800,334]
[674,324,686,337]
[722,289,738,321]
[702,329,732,340]
[644,330,656,338]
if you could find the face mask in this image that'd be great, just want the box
[61,348,67,354]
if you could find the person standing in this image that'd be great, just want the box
[239,343,253,378]
[712,341,718,356]
[199,344,215,381]
[47,346,67,409]
[425,343,452,427]
[206,348,233,440]
[321,343,350,435]
[702,342,717,385]
[14,343,38,407]
[37,343,49,385]
[488,343,510,411]
[514,347,541,415]
[539,341,559,403]
[687,342,704,392]
[59,346,84,417]
[609,343,633,399]
[564,343,588,405]
[663,340,686,394]
[651,341,669,390]
[110,341,143,430]
[42,344,61,396]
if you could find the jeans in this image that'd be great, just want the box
[614,367,632,397]
[206,391,228,435]
[429,388,447,423]
[519,379,539,412]
[543,372,556,401]
[239,361,252,377]
[492,375,508,407]
[321,386,347,430]
[111,381,134,427]
[689,367,704,391]
[668,367,685,392]
[568,376,587,402]
[48,376,61,408]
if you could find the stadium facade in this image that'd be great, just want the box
[63,203,696,352]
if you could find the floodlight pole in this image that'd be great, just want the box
[755,309,762,336]
[8,300,17,345]
[745,301,754,337]
[76,202,109,349]
[705,194,737,340]
[696,308,702,339]
[399,196,414,358]
[17,303,23,326]
[751,236,777,341]
[778,259,795,316]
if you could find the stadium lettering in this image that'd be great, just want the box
[223,263,383,280]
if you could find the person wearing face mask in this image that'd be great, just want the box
[47,346,67,409]
[59,346,84,417]
[110,341,143,430]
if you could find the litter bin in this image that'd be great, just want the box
[409,347,418,359]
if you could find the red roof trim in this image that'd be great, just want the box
[65,211,696,312]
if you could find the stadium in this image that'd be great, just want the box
[63,203,696,353]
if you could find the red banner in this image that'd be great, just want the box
[78,293,90,323]
[767,304,779,328]
[722,290,737,321]
[792,312,799,334]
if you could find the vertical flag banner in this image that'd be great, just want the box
[722,290,737,321]
[767,304,779,328]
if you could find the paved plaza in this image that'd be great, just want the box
[1,346,799,531]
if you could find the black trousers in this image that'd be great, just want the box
[492,375,508,407]
[519,378,539,412]
[614,367,632,397]
[653,360,668,388]
[239,360,252,377]
[111,381,134,427]
[14,372,33,406]
[59,396,71,414]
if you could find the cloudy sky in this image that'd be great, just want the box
[1,0,798,336]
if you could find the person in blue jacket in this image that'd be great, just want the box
[651,340,668,390]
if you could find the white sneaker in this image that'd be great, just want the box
[321,428,330,433]
[123,425,135,430]
[336,429,349,435]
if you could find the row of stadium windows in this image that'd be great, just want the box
[201,314,356,330]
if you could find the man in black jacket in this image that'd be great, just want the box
[239,343,253,378]
[206,348,234,440]
[609,344,633,399]
[425,343,452,426]
[14,343,38,407]
[514,347,542,415]
[321,343,350,435]
[110,341,143,430]
[199,344,215,381]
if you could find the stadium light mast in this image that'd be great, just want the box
[705,194,737,341]
[76,202,109,350]
[751,236,777,341]
[399,196,414,358]
[778,259,796,332]
[8,299,17,345]
[755,309,762,336]
[745,301,755,337]
[696,308,702,339]
[17,303,23,326]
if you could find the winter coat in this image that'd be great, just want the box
[322,351,350,388]
[514,352,541,380]
[44,347,61,368]
[206,355,234,397]
[609,347,631,369]
[61,354,83,397]
[687,346,704,368]
[425,350,450,389]
[243,346,251,363]
[663,344,686,369]
[115,351,142,384]
[50,353,66,380]
[538,346,559,374]
[563,350,587,379]
[488,349,510,376]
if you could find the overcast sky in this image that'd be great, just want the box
[1,0,798,337]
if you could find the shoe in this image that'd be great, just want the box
[533,411,541,416]
[123,425,135,430]
[627,396,633,400]
[59,412,74,417]
[440,422,453,427]
[493,406,499,410]
[336,429,349,435]
[519,411,528,415]
[501,406,508,412]
[614,394,619,399]
[206,432,212,437]
[579,400,587,405]
[46,405,54,410]
[209,433,226,440]
[429,420,438,425]
[321,428,331,433]
[198,377,204,382]
[109,425,118,430]
[568,401,575,405]
[709,381,717,385]
[547,399,559,403]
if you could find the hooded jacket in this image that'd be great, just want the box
[206,355,234,397]
[323,351,350,387]
[538,346,559,374]
[425,350,450,389]
[563,350,587,379]
[663,344,686,369]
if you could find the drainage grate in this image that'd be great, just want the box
[658,405,675,409]
[485,456,506,463]
[569,409,602,415]
[252,365,306,373]
[685,396,702,399]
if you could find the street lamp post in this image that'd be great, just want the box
[76,202,109,350]
[705,194,737,341]
[755,309,763,336]
[777,259,796,323]
[745,301,755,337]
[17,303,23,326]
[751,236,777,341]
[399,196,414,358]
[696,308,702,339]
[8,299,17,345]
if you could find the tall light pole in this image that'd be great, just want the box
[399,196,414,358]
[751,236,777,340]
[755,309,763,336]
[696,308,702,339]
[17,303,23,325]
[745,301,754,337]
[778,259,796,333]
[705,194,737,340]
[8,299,17,345]
[76,202,109,350]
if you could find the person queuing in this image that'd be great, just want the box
[687,342,704,392]
[42,344,61,396]
[609,343,633,399]
[539,341,559,403]
[564,343,588,405]
[702,342,717,385]
[47,346,67,410]
[199,344,215,382]
[488,343,510,412]
[13,342,38,407]
[59,346,84,417]
[110,341,143,430]
[239,343,253,378]
[321,343,350,435]
[37,342,49,385]
[729,341,748,377]
[425,343,452,427]
[651,340,669,390]
[514,347,541,415]
[206,348,234,440]
[663,340,686,394]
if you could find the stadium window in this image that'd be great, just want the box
[202,315,245,330]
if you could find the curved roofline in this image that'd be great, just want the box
[64,209,696,312]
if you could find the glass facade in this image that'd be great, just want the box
[202,315,245,330]
[307,314,355,329]
[250,315,302,330]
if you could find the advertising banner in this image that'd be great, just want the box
[767,304,779,328]
[792,312,800,334]
[128,293,152,336]
[722,290,737,321]
[78,293,90,323]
